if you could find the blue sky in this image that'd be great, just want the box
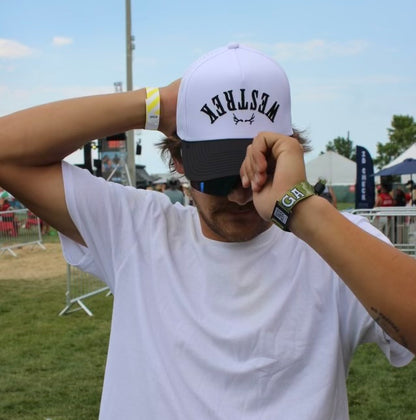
[1,0,415,174]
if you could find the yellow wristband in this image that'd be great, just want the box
[145,87,160,130]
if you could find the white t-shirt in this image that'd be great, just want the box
[60,162,413,420]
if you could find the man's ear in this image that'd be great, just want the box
[173,159,185,174]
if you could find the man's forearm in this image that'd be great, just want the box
[0,89,146,167]
[291,196,416,353]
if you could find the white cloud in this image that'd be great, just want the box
[249,39,369,62]
[52,36,73,47]
[0,39,34,59]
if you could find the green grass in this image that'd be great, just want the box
[0,276,112,420]
[41,228,61,243]
[338,201,355,211]
[348,345,416,419]
[1,275,415,419]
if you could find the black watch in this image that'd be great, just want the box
[271,181,315,231]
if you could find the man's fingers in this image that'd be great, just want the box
[241,143,268,191]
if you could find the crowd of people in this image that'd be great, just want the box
[0,188,50,236]
[151,177,414,210]
[146,176,193,205]
[376,181,415,208]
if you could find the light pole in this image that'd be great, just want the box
[125,0,136,186]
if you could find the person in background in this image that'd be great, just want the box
[391,186,408,242]
[0,191,12,212]
[153,181,166,192]
[315,178,337,208]
[41,220,50,235]
[0,190,19,235]
[163,176,185,205]
[393,187,407,206]
[405,180,416,205]
[375,184,394,238]
[181,182,194,206]
[375,184,394,207]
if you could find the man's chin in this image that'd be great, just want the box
[214,218,271,242]
[195,198,271,242]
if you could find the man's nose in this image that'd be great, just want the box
[227,181,253,205]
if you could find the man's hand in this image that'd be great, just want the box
[240,132,307,221]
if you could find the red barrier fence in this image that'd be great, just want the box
[0,208,45,257]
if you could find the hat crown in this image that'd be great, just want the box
[177,43,293,181]
[177,43,293,142]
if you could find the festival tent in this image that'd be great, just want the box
[305,151,356,186]
[374,158,416,177]
[377,143,416,183]
[382,143,416,169]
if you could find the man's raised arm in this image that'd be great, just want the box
[241,132,416,354]
[0,82,179,244]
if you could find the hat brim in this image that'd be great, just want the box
[181,138,252,181]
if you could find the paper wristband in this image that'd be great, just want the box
[145,87,160,130]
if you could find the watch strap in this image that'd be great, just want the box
[271,181,315,231]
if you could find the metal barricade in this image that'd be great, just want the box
[350,207,416,257]
[0,208,46,257]
[59,264,110,316]
[0,208,108,315]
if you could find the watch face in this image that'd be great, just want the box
[271,202,290,231]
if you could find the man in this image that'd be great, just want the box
[406,179,416,205]
[0,43,415,419]
[163,176,185,204]
[375,184,394,207]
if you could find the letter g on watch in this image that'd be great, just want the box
[271,181,315,231]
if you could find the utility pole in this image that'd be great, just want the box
[125,0,136,186]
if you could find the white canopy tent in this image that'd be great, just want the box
[382,143,416,169]
[305,151,356,186]
[377,143,416,183]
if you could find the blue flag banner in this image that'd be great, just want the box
[355,146,375,209]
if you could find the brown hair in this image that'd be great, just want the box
[157,129,312,173]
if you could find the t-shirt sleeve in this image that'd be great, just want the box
[59,161,172,291]
[338,281,414,368]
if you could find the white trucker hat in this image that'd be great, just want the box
[177,43,293,181]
